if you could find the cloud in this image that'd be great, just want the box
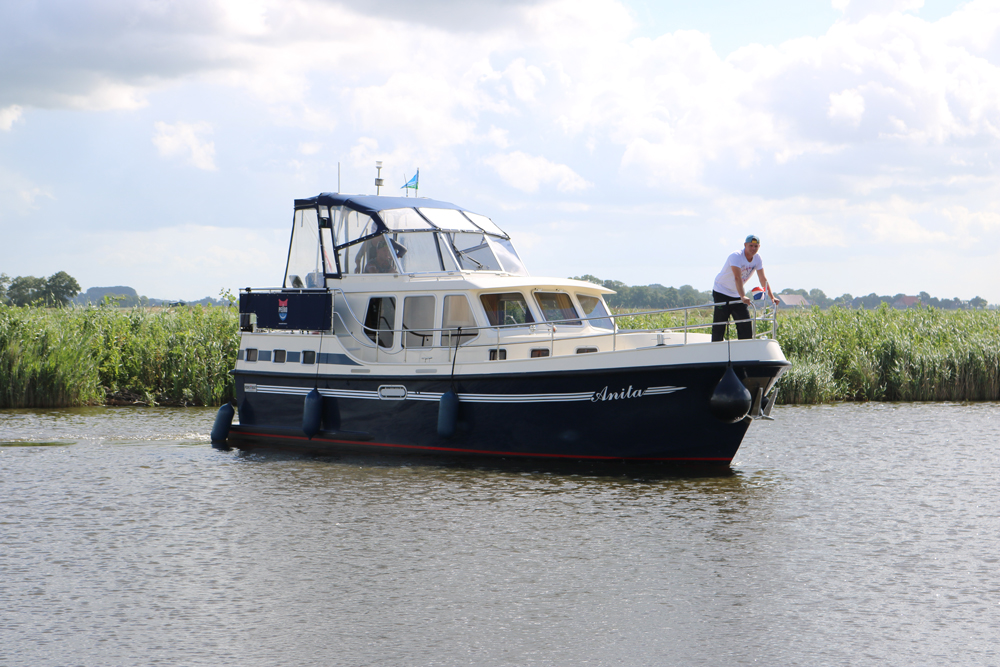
[833,0,924,23]
[828,89,865,126]
[484,151,592,193]
[0,104,22,130]
[152,121,217,171]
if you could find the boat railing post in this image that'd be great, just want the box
[684,308,688,345]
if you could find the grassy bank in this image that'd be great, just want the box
[615,305,1000,405]
[1,303,997,408]
[0,305,239,409]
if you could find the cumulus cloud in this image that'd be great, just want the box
[0,104,22,130]
[828,89,866,126]
[484,151,592,193]
[152,121,217,171]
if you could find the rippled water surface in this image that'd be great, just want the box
[2,403,998,666]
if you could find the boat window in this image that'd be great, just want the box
[364,297,396,348]
[418,208,480,232]
[381,208,434,231]
[273,350,287,363]
[480,293,535,327]
[530,348,550,358]
[442,295,477,346]
[462,211,508,238]
[577,294,614,330]
[245,348,258,362]
[534,292,581,325]
[349,235,399,274]
[488,237,528,276]
[302,350,316,364]
[447,232,502,271]
[336,209,379,246]
[320,227,336,275]
[287,351,301,363]
[393,232,445,273]
[403,296,435,348]
[489,349,507,360]
[285,208,323,288]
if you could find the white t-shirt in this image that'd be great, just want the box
[713,250,763,298]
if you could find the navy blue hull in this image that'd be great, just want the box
[228,361,788,464]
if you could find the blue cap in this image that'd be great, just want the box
[745,234,760,244]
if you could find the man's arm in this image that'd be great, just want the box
[757,269,780,303]
[730,266,751,304]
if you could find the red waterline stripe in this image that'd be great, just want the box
[233,430,732,462]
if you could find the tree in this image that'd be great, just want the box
[41,271,80,306]
[0,273,10,305]
[970,296,988,309]
[7,276,46,306]
[6,272,80,307]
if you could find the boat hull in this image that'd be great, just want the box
[228,360,788,464]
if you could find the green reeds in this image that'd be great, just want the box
[614,304,1000,404]
[0,304,239,408]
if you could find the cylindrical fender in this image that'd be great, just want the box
[303,388,323,438]
[210,402,235,448]
[437,390,459,438]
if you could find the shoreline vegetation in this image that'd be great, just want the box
[1,303,998,409]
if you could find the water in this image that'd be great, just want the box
[1,403,998,666]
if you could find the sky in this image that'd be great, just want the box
[1,0,998,303]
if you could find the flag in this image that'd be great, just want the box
[402,169,419,190]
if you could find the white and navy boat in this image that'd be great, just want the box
[211,193,790,465]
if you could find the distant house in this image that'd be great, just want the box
[778,294,811,308]
[892,295,920,309]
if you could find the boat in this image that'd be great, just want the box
[210,192,790,465]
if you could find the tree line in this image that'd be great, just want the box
[573,275,712,309]
[0,272,81,307]
[779,288,989,310]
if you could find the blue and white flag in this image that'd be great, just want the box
[402,169,419,190]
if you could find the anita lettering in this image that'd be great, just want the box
[591,385,644,402]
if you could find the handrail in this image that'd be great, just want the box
[314,287,778,361]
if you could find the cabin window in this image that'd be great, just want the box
[287,351,301,363]
[302,350,316,364]
[447,232,502,271]
[393,233,446,273]
[403,296,435,348]
[381,208,434,230]
[273,349,287,363]
[480,293,534,327]
[489,349,507,360]
[530,348,550,358]
[418,208,480,232]
[462,211,508,237]
[258,350,272,362]
[245,348,258,362]
[364,296,396,348]
[577,294,614,330]
[534,292,582,325]
[238,349,245,360]
[490,237,528,276]
[336,210,381,275]
[576,347,598,354]
[285,208,323,288]
[442,295,477,346]
[349,235,398,275]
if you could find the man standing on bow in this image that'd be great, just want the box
[711,234,780,342]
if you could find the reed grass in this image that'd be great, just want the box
[0,304,239,408]
[615,304,1000,404]
[1,303,997,408]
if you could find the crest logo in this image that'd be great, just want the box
[278,298,288,322]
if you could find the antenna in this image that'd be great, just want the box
[337,162,341,193]
[375,161,384,195]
